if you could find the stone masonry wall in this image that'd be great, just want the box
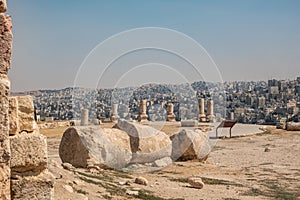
[0,1,54,199]
[0,0,12,198]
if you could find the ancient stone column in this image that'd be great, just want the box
[0,4,11,198]
[80,109,89,126]
[110,103,119,123]
[138,100,148,122]
[166,102,176,122]
[206,99,215,122]
[198,98,206,122]
[230,112,235,121]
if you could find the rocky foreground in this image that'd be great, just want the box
[42,125,300,200]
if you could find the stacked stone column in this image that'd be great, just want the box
[110,104,119,123]
[206,99,215,122]
[166,102,176,122]
[0,0,12,198]
[138,100,148,122]
[80,109,89,126]
[198,98,206,122]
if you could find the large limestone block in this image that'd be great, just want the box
[59,126,132,169]
[0,0,7,13]
[117,120,172,163]
[11,170,54,200]
[16,96,35,133]
[0,14,12,74]
[9,96,19,135]
[171,129,211,161]
[10,133,48,174]
[286,122,300,131]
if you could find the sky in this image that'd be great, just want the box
[6,0,300,91]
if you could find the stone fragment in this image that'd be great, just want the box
[152,157,172,168]
[171,129,211,161]
[61,163,75,171]
[0,0,7,13]
[0,14,12,74]
[134,176,148,186]
[59,126,132,169]
[11,171,54,200]
[117,120,172,164]
[63,185,73,193]
[126,190,139,196]
[10,133,48,174]
[181,120,198,127]
[188,177,204,189]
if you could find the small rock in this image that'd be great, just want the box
[62,163,75,171]
[152,157,173,168]
[135,176,148,186]
[87,165,101,170]
[63,184,74,193]
[118,181,129,185]
[188,177,204,189]
[264,147,271,152]
[126,190,139,196]
[73,180,83,185]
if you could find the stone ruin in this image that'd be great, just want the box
[59,119,211,172]
[0,1,54,199]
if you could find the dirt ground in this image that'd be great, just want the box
[42,124,300,200]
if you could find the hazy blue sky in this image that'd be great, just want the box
[7,0,300,91]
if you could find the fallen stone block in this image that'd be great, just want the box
[10,133,48,174]
[171,129,211,161]
[117,120,172,164]
[59,126,132,169]
[181,120,198,127]
[286,122,300,131]
[11,170,54,200]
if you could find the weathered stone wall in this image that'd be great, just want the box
[0,0,11,198]
[0,1,54,199]
[9,97,54,200]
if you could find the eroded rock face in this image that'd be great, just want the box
[59,126,132,169]
[10,133,48,175]
[171,129,211,161]
[117,120,172,164]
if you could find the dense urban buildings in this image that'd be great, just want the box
[14,77,300,125]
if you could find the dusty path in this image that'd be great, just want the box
[44,127,300,200]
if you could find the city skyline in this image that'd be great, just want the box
[7,0,300,92]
